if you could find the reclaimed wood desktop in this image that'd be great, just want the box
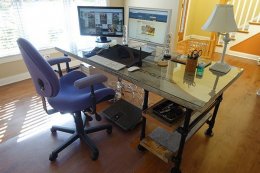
[55,44,243,173]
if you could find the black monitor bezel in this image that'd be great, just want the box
[77,6,124,38]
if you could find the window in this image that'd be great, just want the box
[0,0,107,58]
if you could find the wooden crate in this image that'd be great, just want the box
[176,39,214,59]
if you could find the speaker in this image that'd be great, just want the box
[163,33,172,60]
[122,25,128,46]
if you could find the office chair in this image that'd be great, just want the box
[17,38,115,161]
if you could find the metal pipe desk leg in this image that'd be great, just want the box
[171,108,192,173]
[205,94,223,137]
[138,90,149,151]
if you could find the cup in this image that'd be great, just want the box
[185,58,198,73]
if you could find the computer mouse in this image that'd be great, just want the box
[128,66,140,72]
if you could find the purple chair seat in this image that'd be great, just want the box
[48,70,115,113]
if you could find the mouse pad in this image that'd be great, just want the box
[98,44,151,67]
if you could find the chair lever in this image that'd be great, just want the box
[41,96,58,115]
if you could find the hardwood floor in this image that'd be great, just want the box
[0,53,259,173]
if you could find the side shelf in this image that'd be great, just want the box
[140,136,174,163]
[142,99,186,132]
[140,100,213,163]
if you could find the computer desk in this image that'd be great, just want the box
[55,43,243,173]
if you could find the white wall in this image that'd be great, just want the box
[124,0,181,49]
[107,0,124,6]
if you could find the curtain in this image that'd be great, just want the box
[0,0,107,58]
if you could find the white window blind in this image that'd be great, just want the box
[0,0,107,58]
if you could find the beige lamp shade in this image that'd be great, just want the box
[202,4,238,33]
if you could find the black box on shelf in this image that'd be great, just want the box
[152,100,186,124]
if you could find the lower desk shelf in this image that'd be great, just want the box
[140,136,174,163]
[140,101,212,163]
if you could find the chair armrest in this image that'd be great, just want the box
[74,74,108,89]
[47,57,71,66]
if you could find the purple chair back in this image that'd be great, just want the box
[17,38,60,97]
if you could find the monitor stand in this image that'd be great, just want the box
[96,36,111,43]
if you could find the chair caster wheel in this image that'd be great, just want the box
[106,127,112,134]
[49,152,58,161]
[50,127,56,133]
[137,144,146,151]
[91,150,99,161]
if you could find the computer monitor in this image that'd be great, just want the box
[128,7,171,46]
[77,6,124,43]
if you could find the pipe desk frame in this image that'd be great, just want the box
[55,45,243,173]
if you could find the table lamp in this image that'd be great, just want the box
[202,4,238,73]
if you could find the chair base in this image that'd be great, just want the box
[49,112,112,161]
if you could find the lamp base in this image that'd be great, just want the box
[209,62,231,74]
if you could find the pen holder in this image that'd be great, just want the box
[185,57,198,73]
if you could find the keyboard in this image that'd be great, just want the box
[88,55,126,71]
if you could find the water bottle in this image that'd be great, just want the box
[196,62,205,77]
[122,25,128,46]
[115,81,122,100]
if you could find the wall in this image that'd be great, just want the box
[185,0,260,39]
[124,0,182,50]
[185,0,219,39]
[0,55,29,85]
[107,0,124,6]
[0,50,72,86]
[1,60,28,78]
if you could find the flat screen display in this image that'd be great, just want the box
[128,7,171,46]
[78,6,124,38]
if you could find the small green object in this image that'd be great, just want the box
[196,62,205,77]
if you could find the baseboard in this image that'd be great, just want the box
[184,35,210,40]
[215,47,259,61]
[0,60,82,86]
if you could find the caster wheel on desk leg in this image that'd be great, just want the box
[171,167,181,173]
[106,127,112,134]
[137,144,146,152]
[91,150,99,161]
[205,129,214,137]
[49,152,58,161]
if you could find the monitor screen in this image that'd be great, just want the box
[128,7,171,46]
[78,6,124,42]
